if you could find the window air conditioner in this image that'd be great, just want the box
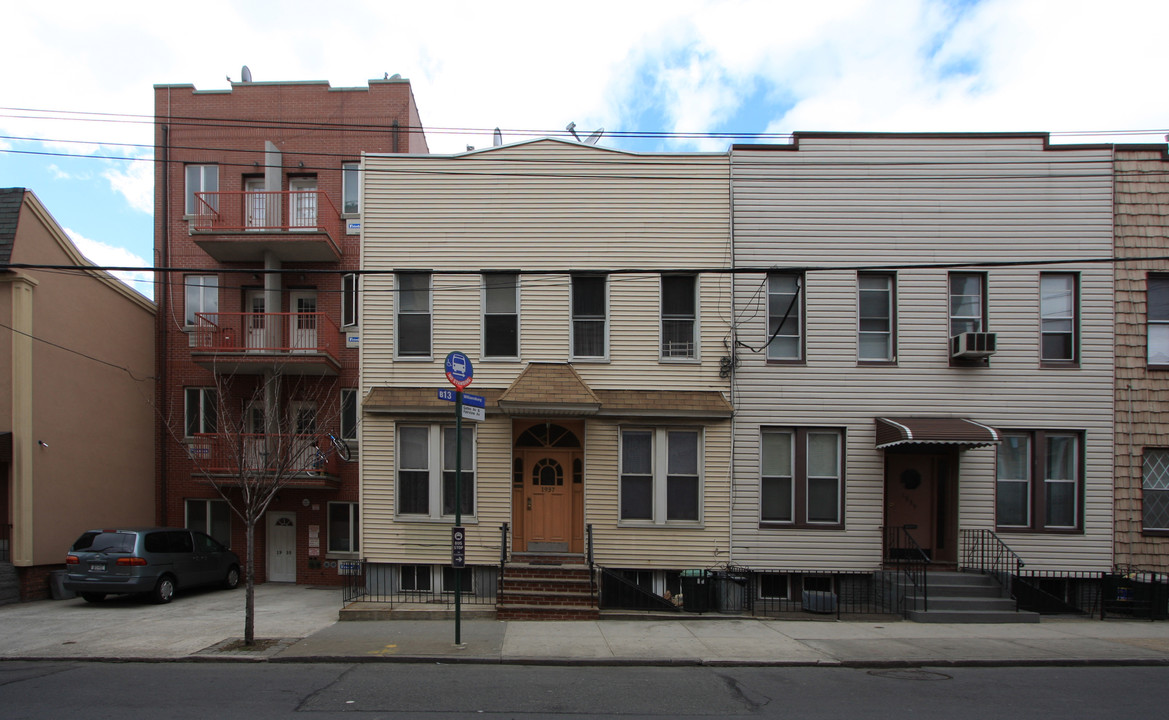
[951,332,997,359]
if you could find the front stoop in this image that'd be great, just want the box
[908,571,1040,623]
[497,560,599,621]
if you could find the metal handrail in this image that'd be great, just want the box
[189,432,344,476]
[193,312,341,358]
[586,524,596,607]
[191,190,340,233]
[883,525,931,615]
[498,523,509,605]
[960,528,1024,610]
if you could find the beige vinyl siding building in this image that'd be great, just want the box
[1114,145,1169,572]
[730,134,1115,575]
[358,140,733,599]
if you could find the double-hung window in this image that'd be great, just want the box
[661,274,697,360]
[1148,275,1169,366]
[328,502,360,553]
[760,428,843,527]
[858,273,894,362]
[396,273,431,358]
[1142,449,1169,533]
[1040,273,1077,364]
[949,272,986,336]
[342,273,358,328]
[767,273,803,361]
[184,164,218,215]
[619,428,701,523]
[185,498,231,547]
[397,425,475,519]
[483,273,519,359]
[184,388,216,437]
[341,162,360,215]
[184,275,218,326]
[340,389,358,445]
[996,430,1082,531]
[571,274,607,359]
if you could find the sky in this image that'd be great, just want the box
[2,0,1168,300]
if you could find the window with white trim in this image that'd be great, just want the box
[184,275,218,326]
[483,273,519,358]
[342,162,360,215]
[328,502,359,553]
[661,274,697,359]
[571,274,607,359]
[397,424,475,518]
[619,428,701,523]
[996,430,1082,531]
[1040,273,1077,363]
[767,272,803,361]
[396,272,431,358]
[184,164,218,215]
[342,273,358,328]
[949,272,986,336]
[1147,275,1169,366]
[340,389,358,443]
[760,428,843,527]
[184,387,216,437]
[1142,449,1169,532]
[185,498,231,547]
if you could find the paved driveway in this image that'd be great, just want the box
[0,583,342,659]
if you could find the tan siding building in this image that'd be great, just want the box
[359,140,733,609]
[730,134,1116,581]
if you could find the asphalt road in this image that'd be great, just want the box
[3,661,1168,719]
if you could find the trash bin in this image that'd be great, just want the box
[49,570,75,600]
[714,571,747,613]
[680,569,712,613]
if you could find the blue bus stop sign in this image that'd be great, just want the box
[445,351,473,391]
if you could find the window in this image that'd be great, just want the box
[342,162,360,215]
[996,431,1082,531]
[400,565,431,592]
[571,274,607,359]
[1143,449,1169,533]
[396,273,431,357]
[328,502,359,553]
[767,273,803,361]
[1040,273,1077,363]
[619,428,701,523]
[397,424,475,519]
[760,428,843,527]
[340,389,358,443]
[184,164,218,215]
[342,273,358,328]
[661,274,697,359]
[184,388,216,437]
[1147,275,1169,366]
[483,273,519,358]
[858,273,894,362]
[184,275,218,326]
[185,499,231,547]
[949,272,986,336]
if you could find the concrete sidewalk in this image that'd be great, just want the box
[2,583,1169,667]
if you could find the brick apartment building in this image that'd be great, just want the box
[153,76,427,585]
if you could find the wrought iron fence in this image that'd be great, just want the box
[746,571,893,619]
[959,528,1022,608]
[1013,570,1103,616]
[0,523,10,563]
[342,560,498,608]
[1102,568,1169,620]
[884,525,931,616]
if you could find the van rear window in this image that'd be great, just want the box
[71,532,135,553]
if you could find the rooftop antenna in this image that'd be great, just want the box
[584,127,605,145]
[241,65,252,83]
[493,128,503,147]
[565,122,580,141]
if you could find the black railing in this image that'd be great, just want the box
[0,523,10,563]
[884,525,930,616]
[747,571,890,619]
[586,523,596,606]
[1102,567,1169,620]
[960,528,1022,610]
[599,567,681,612]
[498,523,510,604]
[1014,570,1102,616]
[343,562,498,607]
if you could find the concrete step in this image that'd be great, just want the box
[926,583,1004,598]
[909,595,1018,612]
[908,609,1041,623]
[925,571,1001,588]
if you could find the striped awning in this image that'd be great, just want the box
[874,417,1000,450]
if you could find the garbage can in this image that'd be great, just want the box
[714,571,747,613]
[49,570,75,600]
[680,569,712,613]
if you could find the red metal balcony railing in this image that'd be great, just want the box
[189,433,343,477]
[193,311,341,357]
[191,190,340,234]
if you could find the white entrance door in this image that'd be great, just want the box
[244,178,267,229]
[245,290,267,351]
[267,512,296,582]
[290,291,318,352]
[289,178,318,228]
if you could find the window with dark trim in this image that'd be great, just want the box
[767,272,803,361]
[858,273,895,362]
[661,274,697,360]
[760,427,843,528]
[340,389,358,443]
[996,430,1083,531]
[396,272,431,358]
[1040,273,1077,364]
[483,273,519,358]
[571,274,607,359]
[327,502,359,553]
[1142,448,1169,533]
[1148,275,1169,367]
[185,498,231,547]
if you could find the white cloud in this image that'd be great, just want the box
[103,157,153,214]
[64,227,154,300]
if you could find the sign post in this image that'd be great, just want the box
[444,351,473,647]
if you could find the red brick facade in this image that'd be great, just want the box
[153,79,427,585]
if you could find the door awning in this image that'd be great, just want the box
[874,417,1000,450]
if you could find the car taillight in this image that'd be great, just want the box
[65,555,79,565]
[116,557,148,566]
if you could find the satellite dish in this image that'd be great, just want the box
[584,128,605,145]
[390,73,402,81]
[565,122,580,141]
[241,65,252,83]
[493,128,503,147]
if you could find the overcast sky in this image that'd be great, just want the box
[2,0,1167,299]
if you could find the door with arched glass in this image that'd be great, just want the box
[513,422,583,554]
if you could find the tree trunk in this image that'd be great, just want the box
[244,517,255,645]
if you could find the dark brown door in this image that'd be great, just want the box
[885,453,940,560]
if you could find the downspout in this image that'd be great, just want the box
[158,121,170,525]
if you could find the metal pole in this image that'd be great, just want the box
[455,390,462,646]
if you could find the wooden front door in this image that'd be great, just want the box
[523,450,575,552]
[884,452,956,563]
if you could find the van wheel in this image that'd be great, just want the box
[151,575,176,604]
[80,592,106,603]
[224,565,240,590]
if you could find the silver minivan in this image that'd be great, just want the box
[64,528,240,604]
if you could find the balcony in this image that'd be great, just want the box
[189,433,343,488]
[190,191,342,263]
[192,312,342,375]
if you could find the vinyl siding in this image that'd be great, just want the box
[730,136,1115,572]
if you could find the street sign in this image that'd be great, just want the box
[445,351,473,390]
[461,404,484,422]
[451,527,466,569]
[437,389,485,407]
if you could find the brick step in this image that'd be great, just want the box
[503,577,593,592]
[504,564,591,579]
[497,605,600,621]
[509,553,587,566]
[500,590,596,607]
